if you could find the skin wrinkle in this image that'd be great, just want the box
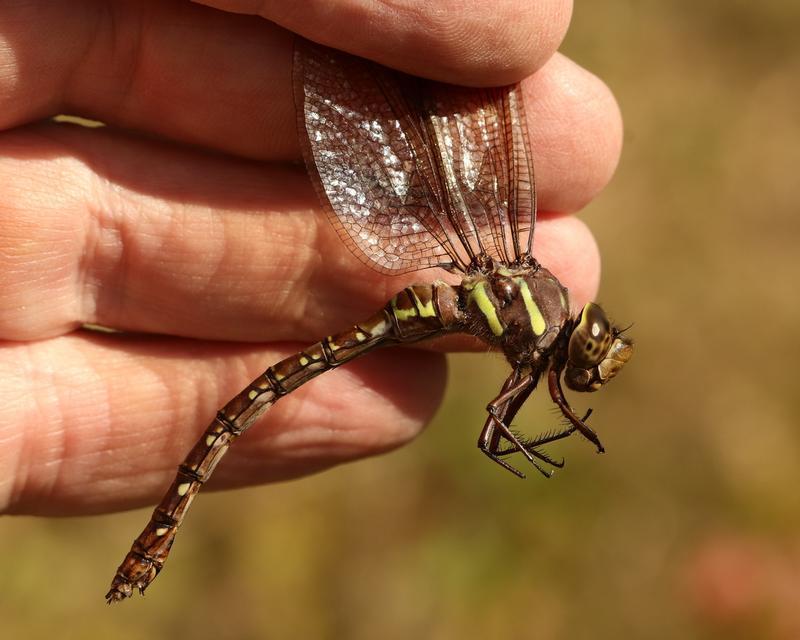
[275,213,321,335]
[228,200,318,318]
[87,206,127,328]
[96,375,173,503]
[69,3,146,119]
[80,177,107,326]
[132,345,193,493]
[0,149,85,338]
[12,343,66,512]
[0,348,32,511]
[88,160,226,333]
[55,342,122,509]
[20,332,242,502]
[82,139,136,329]
[213,212,300,334]
[35,337,222,513]
[44,342,93,511]
[61,3,107,111]
[198,203,238,319]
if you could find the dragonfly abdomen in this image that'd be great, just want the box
[388,282,463,338]
[106,281,460,602]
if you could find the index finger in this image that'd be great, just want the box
[194,0,573,85]
[0,1,585,163]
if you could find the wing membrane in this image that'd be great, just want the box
[294,39,537,274]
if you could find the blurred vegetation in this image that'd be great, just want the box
[3,1,799,638]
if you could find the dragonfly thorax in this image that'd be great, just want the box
[462,265,571,364]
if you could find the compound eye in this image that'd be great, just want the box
[568,303,612,367]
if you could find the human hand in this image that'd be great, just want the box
[0,0,621,516]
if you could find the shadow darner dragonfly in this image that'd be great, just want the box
[106,38,633,603]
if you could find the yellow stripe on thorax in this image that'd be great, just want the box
[515,278,546,336]
[468,281,504,336]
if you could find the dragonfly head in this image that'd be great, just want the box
[564,303,633,392]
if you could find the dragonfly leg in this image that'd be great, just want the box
[548,369,605,453]
[494,409,593,464]
[494,428,574,465]
[478,370,553,479]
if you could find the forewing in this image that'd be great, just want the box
[424,83,537,263]
[294,39,537,274]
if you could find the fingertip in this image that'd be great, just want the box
[365,0,574,86]
[533,215,601,312]
[526,53,624,212]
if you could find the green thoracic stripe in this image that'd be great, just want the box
[469,281,504,336]
[516,278,546,336]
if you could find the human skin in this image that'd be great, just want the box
[0,0,622,515]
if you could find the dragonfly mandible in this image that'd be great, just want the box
[106,38,633,603]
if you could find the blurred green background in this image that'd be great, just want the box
[3,2,800,638]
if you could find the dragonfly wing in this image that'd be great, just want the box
[294,38,537,274]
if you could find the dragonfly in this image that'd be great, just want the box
[106,38,633,603]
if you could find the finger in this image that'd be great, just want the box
[525,54,623,214]
[1,1,582,160]
[0,332,447,516]
[0,1,298,158]
[193,0,573,84]
[0,119,601,342]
